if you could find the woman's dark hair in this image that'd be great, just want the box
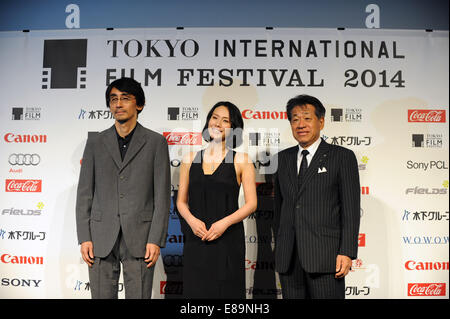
[286,94,326,121]
[105,77,146,114]
[202,101,244,149]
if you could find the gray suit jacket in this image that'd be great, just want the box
[76,123,171,258]
[273,138,360,273]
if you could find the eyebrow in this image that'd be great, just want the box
[292,111,312,117]
[109,92,131,97]
[212,112,229,119]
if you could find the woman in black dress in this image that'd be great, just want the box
[177,101,257,298]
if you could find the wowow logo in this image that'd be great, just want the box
[42,39,87,89]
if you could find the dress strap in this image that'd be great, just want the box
[192,150,203,165]
[225,149,236,164]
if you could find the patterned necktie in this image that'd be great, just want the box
[298,149,309,187]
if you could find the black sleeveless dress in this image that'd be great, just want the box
[182,150,245,298]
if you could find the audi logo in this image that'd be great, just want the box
[170,159,181,167]
[8,154,41,166]
[162,254,183,267]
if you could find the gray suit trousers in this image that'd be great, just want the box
[88,229,154,299]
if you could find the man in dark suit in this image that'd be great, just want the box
[273,94,360,299]
[76,77,171,298]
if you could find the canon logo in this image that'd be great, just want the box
[408,109,446,123]
[405,260,449,271]
[242,109,288,120]
[4,133,47,143]
[408,283,446,296]
[0,254,44,265]
[5,179,42,192]
[358,233,366,247]
[163,132,202,145]
[245,259,275,271]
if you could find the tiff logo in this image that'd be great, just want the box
[167,107,180,120]
[42,39,87,89]
[331,108,343,122]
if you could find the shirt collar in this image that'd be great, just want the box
[298,137,322,159]
[116,124,137,142]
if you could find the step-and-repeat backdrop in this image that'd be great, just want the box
[0,27,448,299]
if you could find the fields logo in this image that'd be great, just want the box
[42,39,87,89]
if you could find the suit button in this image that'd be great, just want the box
[119,194,124,199]
[119,175,124,180]
[296,204,300,209]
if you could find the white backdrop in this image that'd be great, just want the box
[0,27,448,299]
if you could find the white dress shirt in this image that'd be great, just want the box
[297,137,322,173]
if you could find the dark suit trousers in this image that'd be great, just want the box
[88,228,155,299]
[279,242,345,299]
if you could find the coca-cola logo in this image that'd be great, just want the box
[408,110,446,123]
[160,280,182,295]
[163,132,202,145]
[407,283,446,296]
[5,179,42,192]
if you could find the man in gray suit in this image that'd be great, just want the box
[76,77,171,299]
[273,94,360,299]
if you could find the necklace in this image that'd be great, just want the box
[205,147,227,172]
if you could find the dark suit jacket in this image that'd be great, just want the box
[76,123,171,258]
[273,138,360,273]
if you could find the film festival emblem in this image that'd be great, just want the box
[167,107,199,121]
[11,107,41,120]
[331,108,363,122]
[248,132,280,147]
[42,39,87,89]
[412,134,443,148]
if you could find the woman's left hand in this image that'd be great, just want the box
[202,218,231,241]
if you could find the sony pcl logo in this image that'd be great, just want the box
[42,39,87,89]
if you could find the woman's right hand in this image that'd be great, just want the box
[187,216,208,239]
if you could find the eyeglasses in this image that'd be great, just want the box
[109,95,135,105]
